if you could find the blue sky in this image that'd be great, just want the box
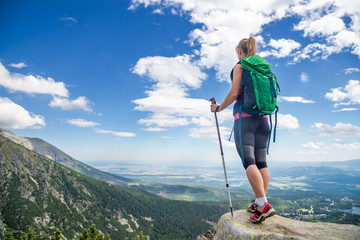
[0,0,359,168]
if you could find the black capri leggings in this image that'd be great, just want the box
[234,117,270,170]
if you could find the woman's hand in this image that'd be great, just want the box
[211,104,219,112]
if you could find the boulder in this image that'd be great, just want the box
[214,210,360,240]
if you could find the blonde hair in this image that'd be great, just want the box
[236,36,257,57]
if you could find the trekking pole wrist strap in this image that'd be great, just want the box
[215,106,220,112]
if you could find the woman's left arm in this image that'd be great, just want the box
[211,64,243,112]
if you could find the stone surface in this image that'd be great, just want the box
[214,210,360,240]
[196,230,216,240]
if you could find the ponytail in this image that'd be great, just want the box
[247,36,257,56]
[236,36,257,57]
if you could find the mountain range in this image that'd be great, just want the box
[0,132,225,239]
[0,128,133,187]
[0,128,252,202]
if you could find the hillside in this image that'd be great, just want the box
[0,128,133,187]
[0,135,225,239]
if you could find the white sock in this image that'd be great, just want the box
[257,197,267,207]
[255,198,259,204]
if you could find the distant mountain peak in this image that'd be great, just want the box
[0,127,132,186]
[0,127,34,150]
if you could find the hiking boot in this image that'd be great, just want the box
[247,200,257,213]
[250,201,276,223]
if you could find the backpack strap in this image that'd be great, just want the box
[238,78,245,163]
[267,106,279,155]
[273,106,279,142]
[267,114,272,155]
[269,75,277,104]
[238,105,245,164]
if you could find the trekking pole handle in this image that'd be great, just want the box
[210,98,216,104]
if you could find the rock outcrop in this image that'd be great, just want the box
[196,230,216,240]
[214,210,360,240]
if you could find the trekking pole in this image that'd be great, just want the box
[210,98,234,217]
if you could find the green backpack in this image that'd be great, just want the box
[231,55,280,156]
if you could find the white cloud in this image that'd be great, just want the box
[130,0,360,76]
[132,54,205,89]
[189,126,229,140]
[0,97,45,129]
[301,141,327,150]
[130,0,294,81]
[296,150,328,155]
[294,14,345,38]
[161,136,173,139]
[302,141,320,150]
[0,63,95,113]
[131,54,236,141]
[260,38,301,58]
[94,128,136,137]
[291,0,360,61]
[300,72,309,83]
[152,9,164,14]
[311,122,360,137]
[325,87,348,102]
[144,127,167,132]
[291,43,330,63]
[131,54,227,130]
[276,113,300,129]
[343,67,360,74]
[49,96,93,112]
[0,62,69,97]
[299,141,329,156]
[331,108,358,112]
[58,16,78,23]
[138,114,189,128]
[278,96,314,104]
[9,62,27,69]
[66,119,136,139]
[66,118,100,128]
[325,80,360,107]
[188,126,234,147]
[332,139,360,150]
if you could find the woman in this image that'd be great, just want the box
[210,36,276,223]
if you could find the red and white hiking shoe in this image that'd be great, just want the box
[247,200,257,213]
[250,201,276,223]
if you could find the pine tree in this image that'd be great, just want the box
[51,228,62,240]
[125,231,145,240]
[76,224,106,240]
[138,231,145,240]
[20,228,36,240]
[78,229,87,240]
[89,224,98,239]
[95,232,103,240]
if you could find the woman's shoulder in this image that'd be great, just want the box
[233,62,242,72]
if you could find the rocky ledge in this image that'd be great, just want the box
[212,210,360,240]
